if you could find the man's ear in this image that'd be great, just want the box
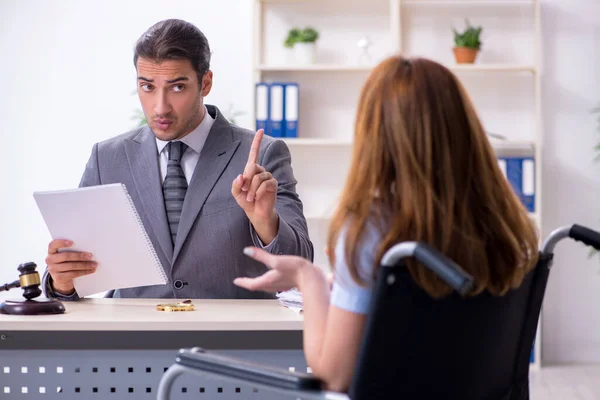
[201,71,213,97]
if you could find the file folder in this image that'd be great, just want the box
[284,83,299,138]
[255,83,270,134]
[269,83,285,138]
[499,157,535,212]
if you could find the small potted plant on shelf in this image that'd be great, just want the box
[284,27,319,64]
[452,19,483,64]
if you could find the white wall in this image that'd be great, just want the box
[0,0,253,298]
[0,0,599,365]
[540,0,600,365]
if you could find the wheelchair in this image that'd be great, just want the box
[157,224,600,400]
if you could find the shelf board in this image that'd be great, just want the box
[257,64,535,73]
[261,0,535,3]
[282,138,534,154]
[403,0,535,6]
[490,140,535,150]
[259,0,359,3]
[259,0,314,3]
[307,211,538,221]
[257,64,374,72]
[491,140,535,157]
[450,64,536,73]
[282,138,352,146]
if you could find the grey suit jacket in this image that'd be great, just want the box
[43,105,313,299]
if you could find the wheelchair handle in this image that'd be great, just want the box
[381,242,474,296]
[541,224,600,256]
[569,224,600,251]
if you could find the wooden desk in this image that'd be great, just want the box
[0,299,305,399]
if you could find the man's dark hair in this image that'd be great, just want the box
[133,19,211,84]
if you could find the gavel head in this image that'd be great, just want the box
[17,262,42,300]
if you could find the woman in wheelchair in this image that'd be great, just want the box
[233,55,539,393]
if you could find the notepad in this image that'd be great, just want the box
[33,183,168,297]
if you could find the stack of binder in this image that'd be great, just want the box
[255,82,299,138]
[497,156,535,213]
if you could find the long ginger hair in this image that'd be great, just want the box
[327,56,539,298]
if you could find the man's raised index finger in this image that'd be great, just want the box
[247,129,264,166]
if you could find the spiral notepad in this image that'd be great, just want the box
[33,183,168,297]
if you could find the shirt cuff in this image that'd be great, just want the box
[249,219,280,252]
[45,275,80,301]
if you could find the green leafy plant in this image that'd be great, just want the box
[284,27,319,48]
[132,108,147,127]
[452,19,483,50]
[130,89,147,127]
[222,103,245,126]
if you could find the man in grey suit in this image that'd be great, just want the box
[42,19,313,300]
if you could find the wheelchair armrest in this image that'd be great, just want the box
[175,348,324,392]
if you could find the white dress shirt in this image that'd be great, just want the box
[156,105,215,184]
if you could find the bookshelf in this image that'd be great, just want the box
[253,0,542,369]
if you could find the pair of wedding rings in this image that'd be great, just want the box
[156,299,195,312]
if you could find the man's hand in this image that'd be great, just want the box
[45,239,97,295]
[232,129,279,244]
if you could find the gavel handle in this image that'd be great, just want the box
[0,280,20,292]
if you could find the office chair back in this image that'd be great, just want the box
[349,255,550,400]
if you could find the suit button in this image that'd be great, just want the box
[173,280,184,290]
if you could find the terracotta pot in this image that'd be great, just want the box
[453,47,479,64]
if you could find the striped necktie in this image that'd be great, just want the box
[163,141,188,244]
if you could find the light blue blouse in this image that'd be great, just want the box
[330,220,382,315]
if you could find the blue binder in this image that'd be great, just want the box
[255,83,270,134]
[284,83,299,138]
[499,157,535,212]
[268,83,285,137]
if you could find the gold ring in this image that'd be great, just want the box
[156,301,195,312]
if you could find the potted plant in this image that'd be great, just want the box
[222,103,245,126]
[452,19,483,64]
[284,27,319,64]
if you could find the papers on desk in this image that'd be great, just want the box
[277,288,303,314]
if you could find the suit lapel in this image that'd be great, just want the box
[172,106,241,264]
[124,127,174,262]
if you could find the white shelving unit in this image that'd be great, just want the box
[253,0,542,369]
